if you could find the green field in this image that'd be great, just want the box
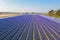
[44,13,60,18]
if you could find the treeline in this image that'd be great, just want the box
[48,9,60,16]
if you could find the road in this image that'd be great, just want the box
[0,15,60,40]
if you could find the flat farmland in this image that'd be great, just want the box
[0,15,60,40]
[0,13,20,19]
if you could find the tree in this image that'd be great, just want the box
[48,10,54,15]
[55,10,60,16]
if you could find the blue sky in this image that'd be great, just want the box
[0,0,60,12]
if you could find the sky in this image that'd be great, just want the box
[0,0,60,12]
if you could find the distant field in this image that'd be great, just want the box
[0,13,44,19]
[0,13,20,19]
